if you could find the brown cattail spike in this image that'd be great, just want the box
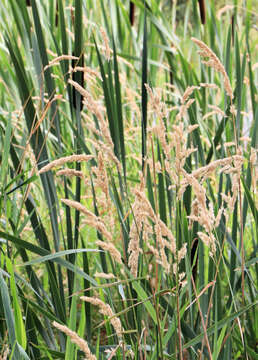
[55,1,59,27]
[72,52,84,111]
[191,238,198,283]
[231,15,235,45]
[198,0,206,25]
[129,2,135,26]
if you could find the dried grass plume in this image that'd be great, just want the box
[192,37,233,101]
[53,321,96,360]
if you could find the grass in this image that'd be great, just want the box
[0,0,257,359]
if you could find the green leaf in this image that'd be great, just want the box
[183,301,257,350]
[132,281,157,325]
[0,271,29,359]
[141,7,148,169]
[241,177,258,226]
[0,231,99,288]
[21,248,101,267]
[6,257,27,350]
[1,114,12,185]
[112,32,126,178]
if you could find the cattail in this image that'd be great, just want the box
[55,1,59,27]
[72,52,84,111]
[53,321,96,360]
[129,2,135,26]
[191,238,198,283]
[198,0,206,25]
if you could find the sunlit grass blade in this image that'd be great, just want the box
[141,7,148,169]
[64,279,79,360]
[241,178,258,227]
[0,230,99,288]
[242,106,258,229]
[1,114,12,186]
[157,142,167,224]
[30,0,61,145]
[5,258,27,351]
[182,301,257,350]
[94,39,120,160]
[112,32,126,179]
[0,271,29,359]
[81,237,91,341]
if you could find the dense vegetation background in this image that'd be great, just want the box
[0,0,257,359]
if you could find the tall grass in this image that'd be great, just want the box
[0,0,257,359]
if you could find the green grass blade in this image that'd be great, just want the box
[1,115,12,185]
[241,177,258,227]
[112,32,126,178]
[242,106,258,229]
[0,230,99,288]
[141,7,148,169]
[94,38,120,161]
[183,301,257,350]
[21,248,100,267]
[132,281,157,325]
[6,258,27,350]
[30,0,61,144]
[157,142,167,224]
[64,280,79,360]
[81,237,91,341]
[0,271,28,359]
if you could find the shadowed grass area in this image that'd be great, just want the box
[0,1,257,359]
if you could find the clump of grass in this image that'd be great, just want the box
[0,1,257,359]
